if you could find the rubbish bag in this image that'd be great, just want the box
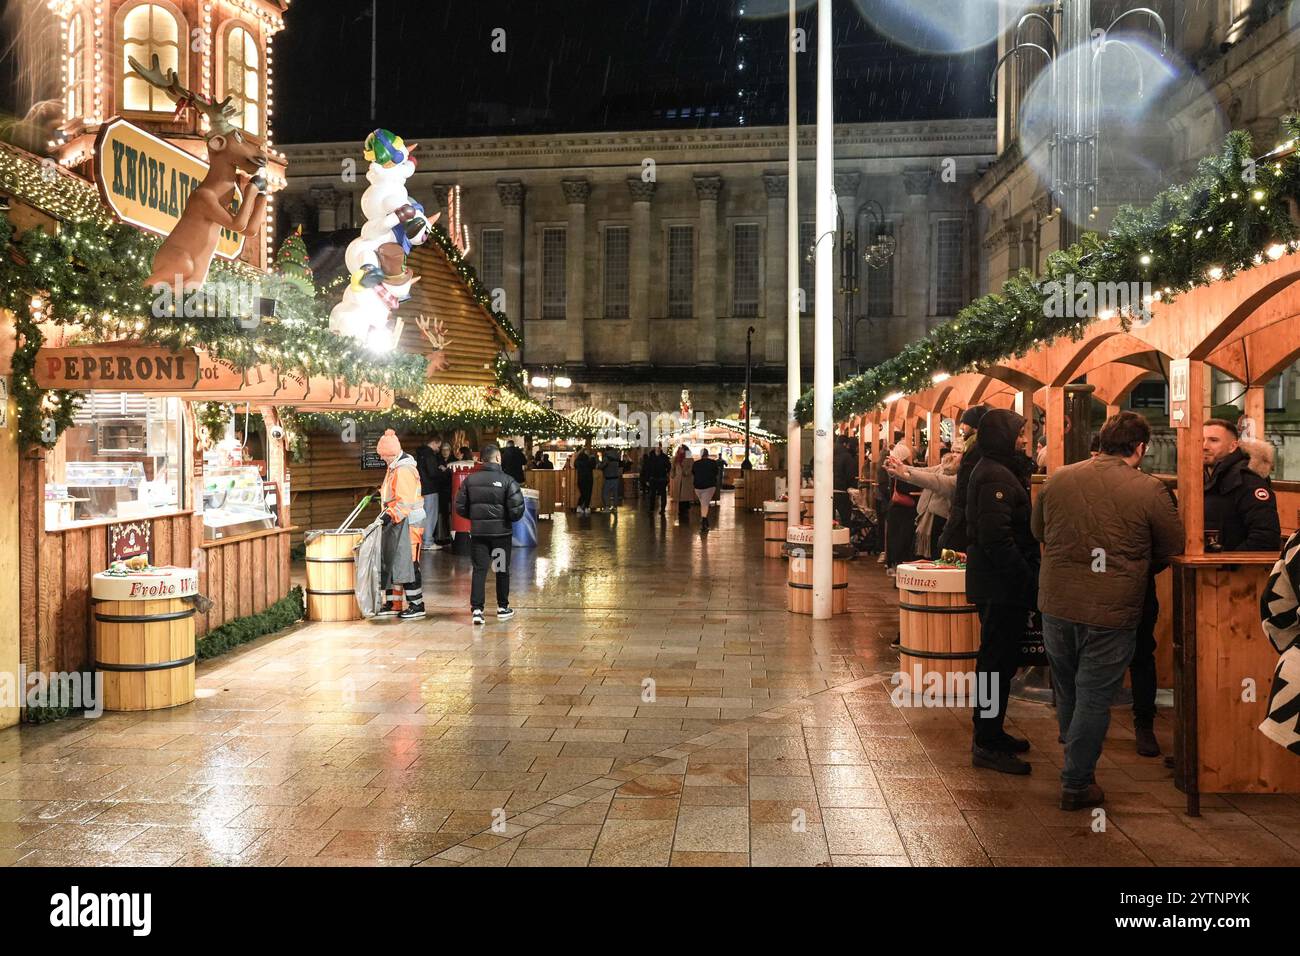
[353,519,384,618]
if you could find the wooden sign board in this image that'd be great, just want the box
[94,117,244,259]
[1170,358,1190,429]
[108,520,152,562]
[35,345,200,391]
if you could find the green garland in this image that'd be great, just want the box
[428,222,524,348]
[796,119,1300,423]
[196,586,305,660]
[0,211,429,449]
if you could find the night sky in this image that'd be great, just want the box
[272,0,997,144]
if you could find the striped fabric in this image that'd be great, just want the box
[1259,530,1300,754]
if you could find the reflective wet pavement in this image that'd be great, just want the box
[2,495,1298,866]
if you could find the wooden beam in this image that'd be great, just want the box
[1177,359,1208,556]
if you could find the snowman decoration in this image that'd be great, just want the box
[328,129,437,351]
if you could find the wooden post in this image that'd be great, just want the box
[927,412,941,465]
[857,416,866,481]
[1045,386,1066,473]
[1177,359,1208,556]
[1244,384,1266,437]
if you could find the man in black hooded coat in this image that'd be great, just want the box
[937,404,989,553]
[965,407,1040,774]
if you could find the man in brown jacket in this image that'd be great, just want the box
[1031,411,1184,811]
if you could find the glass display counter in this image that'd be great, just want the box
[203,465,276,540]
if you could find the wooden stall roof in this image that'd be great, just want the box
[393,243,515,388]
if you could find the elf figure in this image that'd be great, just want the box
[329,129,439,351]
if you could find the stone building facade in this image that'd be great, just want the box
[279,120,995,426]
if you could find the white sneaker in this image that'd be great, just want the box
[497,607,515,621]
[472,609,485,625]
[876,553,885,564]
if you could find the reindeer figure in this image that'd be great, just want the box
[415,313,452,377]
[128,54,269,291]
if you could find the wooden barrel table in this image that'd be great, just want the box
[763,500,789,558]
[305,530,362,622]
[895,562,980,697]
[92,567,198,712]
[783,525,851,614]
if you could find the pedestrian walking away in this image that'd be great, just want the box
[455,443,526,625]
[693,447,721,532]
[671,446,694,525]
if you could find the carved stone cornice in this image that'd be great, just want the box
[496,179,525,206]
[834,170,861,199]
[693,174,723,202]
[982,223,1018,251]
[309,184,342,205]
[1031,192,1054,220]
[762,171,787,199]
[902,167,934,196]
[626,177,657,202]
[561,178,591,205]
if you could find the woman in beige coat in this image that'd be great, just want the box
[670,446,695,525]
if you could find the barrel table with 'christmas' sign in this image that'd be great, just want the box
[92,567,198,711]
[305,530,363,622]
[782,524,852,614]
[763,500,792,558]
[894,562,980,693]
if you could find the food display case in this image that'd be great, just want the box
[202,465,276,540]
[63,461,145,522]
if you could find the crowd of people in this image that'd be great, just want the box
[869,405,1283,811]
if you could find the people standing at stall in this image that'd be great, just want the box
[500,439,527,484]
[432,440,455,548]
[938,405,988,553]
[413,436,445,552]
[375,429,426,620]
[671,446,694,525]
[573,447,596,516]
[455,443,525,625]
[643,445,670,516]
[965,409,1038,774]
[885,451,960,559]
[883,442,920,575]
[1032,411,1184,808]
[1203,418,1281,551]
[833,435,858,527]
[600,448,623,513]
[693,448,721,532]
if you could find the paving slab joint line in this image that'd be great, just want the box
[412,668,897,866]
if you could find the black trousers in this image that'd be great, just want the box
[1130,578,1159,726]
[929,516,947,558]
[648,480,668,513]
[885,505,916,567]
[577,478,593,509]
[834,490,853,527]
[972,601,1027,747]
[470,534,512,611]
[678,499,691,524]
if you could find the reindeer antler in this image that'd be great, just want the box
[415,314,450,352]
[127,54,238,135]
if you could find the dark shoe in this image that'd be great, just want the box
[1135,724,1161,758]
[972,745,1031,775]
[1060,783,1105,811]
[398,603,426,620]
[991,732,1031,754]
[374,602,400,618]
[1057,734,1066,745]
[496,606,515,621]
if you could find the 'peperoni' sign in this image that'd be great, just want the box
[93,117,244,259]
[36,345,200,391]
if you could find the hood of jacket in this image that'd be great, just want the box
[975,409,1025,463]
[1206,447,1251,491]
[1239,438,1275,478]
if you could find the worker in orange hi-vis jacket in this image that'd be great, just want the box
[375,429,426,620]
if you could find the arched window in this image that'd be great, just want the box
[121,2,183,112]
[222,25,260,134]
[66,12,86,120]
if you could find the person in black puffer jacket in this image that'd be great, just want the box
[965,407,1040,775]
[454,444,526,623]
[1203,419,1281,552]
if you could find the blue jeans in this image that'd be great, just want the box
[422,493,439,541]
[602,478,619,509]
[1042,614,1136,790]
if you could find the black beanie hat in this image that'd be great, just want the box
[959,405,989,429]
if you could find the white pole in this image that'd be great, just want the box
[812,0,834,619]
[787,0,801,537]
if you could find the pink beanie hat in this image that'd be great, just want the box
[376,429,402,457]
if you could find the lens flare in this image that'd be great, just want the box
[850,0,1035,54]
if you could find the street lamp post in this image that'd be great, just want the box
[743,325,755,471]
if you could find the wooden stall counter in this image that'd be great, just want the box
[525,468,569,517]
[1172,552,1300,814]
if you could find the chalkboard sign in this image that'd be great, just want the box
[360,427,385,469]
[361,452,384,470]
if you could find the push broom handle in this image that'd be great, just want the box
[336,494,373,534]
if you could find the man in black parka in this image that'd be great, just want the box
[1203,418,1281,552]
[455,443,526,625]
[965,407,1040,775]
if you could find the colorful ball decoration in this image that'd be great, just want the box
[363,129,410,167]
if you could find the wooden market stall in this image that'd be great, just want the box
[662,418,784,510]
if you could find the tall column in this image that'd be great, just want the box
[1176,359,1209,555]
[812,0,835,619]
[561,179,590,366]
[627,177,656,365]
[310,185,342,232]
[763,172,788,365]
[786,0,802,539]
[694,174,722,366]
[496,180,525,356]
[834,170,860,374]
[901,168,933,349]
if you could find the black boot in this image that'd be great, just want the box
[1135,724,1161,757]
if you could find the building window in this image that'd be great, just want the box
[1267,371,1286,412]
[121,3,184,113]
[1129,380,1167,410]
[732,223,760,319]
[222,24,261,135]
[798,220,815,314]
[541,227,567,319]
[667,225,694,319]
[479,228,504,300]
[66,12,87,120]
[46,394,183,529]
[603,225,630,319]
[865,220,895,318]
[933,218,964,316]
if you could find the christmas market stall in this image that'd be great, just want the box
[803,122,1300,810]
[662,417,785,509]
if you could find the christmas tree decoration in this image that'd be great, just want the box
[274,224,315,297]
[329,129,437,352]
[795,119,1300,424]
[126,55,269,291]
